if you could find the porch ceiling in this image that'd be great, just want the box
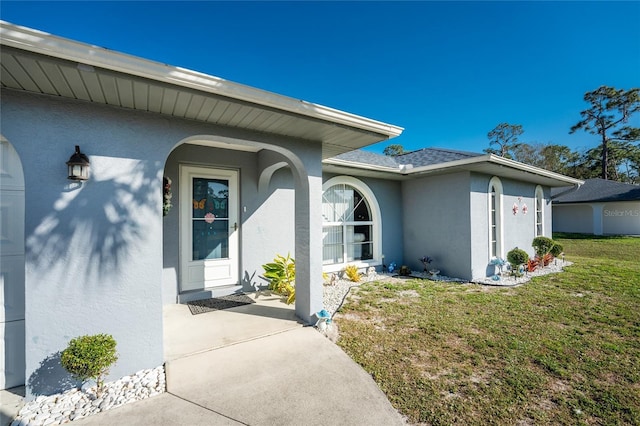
[0,22,403,159]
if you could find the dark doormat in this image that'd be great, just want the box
[187,294,256,315]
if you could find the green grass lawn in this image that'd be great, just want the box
[336,235,640,425]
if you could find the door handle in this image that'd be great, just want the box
[233,222,238,231]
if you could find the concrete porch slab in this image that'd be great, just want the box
[164,291,301,361]
[70,293,405,426]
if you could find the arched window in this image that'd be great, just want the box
[322,176,381,271]
[488,177,503,259]
[535,185,544,237]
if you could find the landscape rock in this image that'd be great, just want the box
[12,366,165,425]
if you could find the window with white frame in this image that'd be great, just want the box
[488,177,503,259]
[535,185,544,236]
[322,177,381,270]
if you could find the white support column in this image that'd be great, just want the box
[292,158,324,324]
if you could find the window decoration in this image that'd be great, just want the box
[163,177,172,216]
[193,198,206,209]
[513,196,528,216]
[192,177,229,260]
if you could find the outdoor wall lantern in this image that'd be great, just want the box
[66,145,90,181]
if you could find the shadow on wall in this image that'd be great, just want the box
[27,352,77,397]
[242,270,269,293]
[24,160,160,396]
[26,160,160,280]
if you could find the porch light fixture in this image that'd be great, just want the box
[66,145,90,181]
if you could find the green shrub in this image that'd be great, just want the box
[262,253,296,304]
[532,236,555,257]
[550,242,564,257]
[507,248,529,276]
[60,334,118,394]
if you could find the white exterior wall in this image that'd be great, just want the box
[401,172,472,280]
[3,91,166,397]
[602,202,640,235]
[552,204,594,234]
[554,202,640,236]
[470,174,551,279]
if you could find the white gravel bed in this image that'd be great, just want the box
[472,260,572,286]
[11,366,165,426]
[322,277,365,317]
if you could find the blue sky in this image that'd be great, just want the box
[2,1,639,155]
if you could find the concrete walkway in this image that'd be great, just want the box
[1,386,24,426]
[70,293,405,425]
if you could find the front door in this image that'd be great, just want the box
[180,166,238,292]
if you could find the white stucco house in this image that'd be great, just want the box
[1,22,582,397]
[552,178,640,235]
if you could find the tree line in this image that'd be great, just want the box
[485,86,640,183]
[385,86,640,183]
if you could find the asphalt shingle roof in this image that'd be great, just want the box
[551,178,640,203]
[395,147,483,167]
[331,147,483,169]
[331,150,399,168]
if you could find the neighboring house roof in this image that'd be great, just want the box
[324,148,583,187]
[0,21,402,159]
[551,178,640,203]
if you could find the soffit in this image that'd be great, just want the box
[0,23,402,158]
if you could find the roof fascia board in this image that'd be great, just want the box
[0,21,403,138]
